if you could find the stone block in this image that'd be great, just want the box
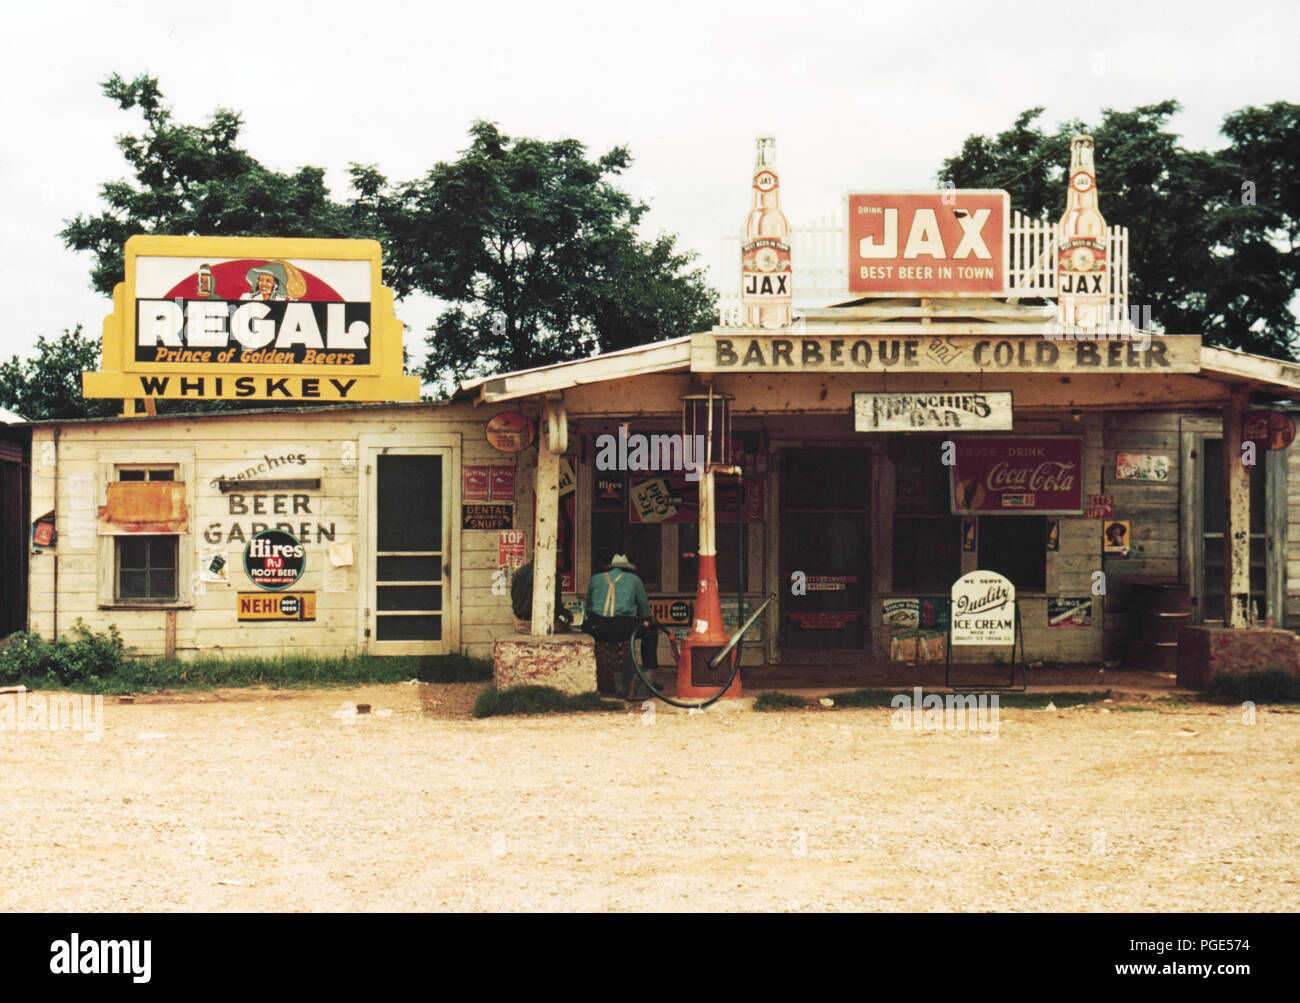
[1177,626,1300,689]
[493,634,597,695]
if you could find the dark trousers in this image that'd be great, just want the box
[586,615,658,698]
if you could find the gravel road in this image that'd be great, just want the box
[2,683,1296,912]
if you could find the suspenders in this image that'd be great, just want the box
[601,572,625,617]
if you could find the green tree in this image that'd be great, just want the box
[61,73,369,296]
[0,326,120,420]
[352,122,717,390]
[937,100,1299,359]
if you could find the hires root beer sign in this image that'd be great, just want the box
[848,191,1009,296]
[950,437,1083,515]
[83,235,419,402]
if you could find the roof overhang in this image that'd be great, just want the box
[457,337,692,404]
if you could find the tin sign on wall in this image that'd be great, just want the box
[950,436,1083,514]
[950,570,1015,646]
[485,413,535,453]
[238,592,317,621]
[853,391,1013,432]
[847,191,1009,297]
[243,529,306,590]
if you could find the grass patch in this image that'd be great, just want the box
[0,624,493,694]
[472,685,624,718]
[752,691,809,712]
[824,687,1113,709]
[1201,670,1300,705]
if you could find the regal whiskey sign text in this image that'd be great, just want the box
[83,236,420,402]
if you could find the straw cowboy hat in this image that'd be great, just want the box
[606,554,637,572]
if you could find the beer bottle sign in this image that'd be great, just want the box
[742,136,792,328]
[1057,135,1108,328]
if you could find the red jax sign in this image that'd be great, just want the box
[83,236,419,402]
[848,191,1009,297]
[950,437,1083,515]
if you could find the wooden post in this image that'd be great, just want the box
[1223,387,1251,628]
[531,404,560,636]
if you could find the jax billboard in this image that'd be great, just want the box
[847,191,1009,297]
[83,235,420,402]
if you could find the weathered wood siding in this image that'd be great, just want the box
[27,404,526,661]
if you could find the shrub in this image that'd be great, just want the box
[1203,670,1300,704]
[0,623,127,687]
[753,691,809,711]
[472,685,624,718]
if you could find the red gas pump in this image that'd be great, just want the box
[629,387,774,707]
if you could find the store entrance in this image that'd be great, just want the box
[778,447,871,659]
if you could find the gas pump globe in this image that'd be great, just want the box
[678,387,745,699]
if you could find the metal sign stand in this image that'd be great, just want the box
[945,598,1028,692]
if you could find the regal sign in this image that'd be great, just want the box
[847,191,1009,297]
[83,236,420,401]
[949,436,1083,515]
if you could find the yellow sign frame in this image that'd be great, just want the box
[83,235,420,402]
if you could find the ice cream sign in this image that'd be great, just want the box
[83,235,419,401]
[847,191,1009,296]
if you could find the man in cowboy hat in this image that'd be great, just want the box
[583,554,658,699]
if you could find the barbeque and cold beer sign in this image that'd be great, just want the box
[83,235,420,401]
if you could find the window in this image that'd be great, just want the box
[892,439,961,591]
[978,516,1046,592]
[118,469,174,482]
[111,465,181,603]
[116,536,178,600]
[590,473,660,591]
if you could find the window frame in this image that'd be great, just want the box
[96,452,194,610]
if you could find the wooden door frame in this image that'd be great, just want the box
[768,440,878,664]
[1179,418,1285,625]
[358,434,461,655]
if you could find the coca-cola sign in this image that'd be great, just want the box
[949,437,1083,515]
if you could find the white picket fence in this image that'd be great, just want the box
[717,211,1131,326]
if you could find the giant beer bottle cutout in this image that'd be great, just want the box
[1057,134,1108,329]
[742,136,792,328]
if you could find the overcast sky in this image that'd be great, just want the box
[1,0,1295,367]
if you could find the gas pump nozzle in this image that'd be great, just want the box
[708,592,776,670]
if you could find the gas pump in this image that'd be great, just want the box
[629,387,775,708]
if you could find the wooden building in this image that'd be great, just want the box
[15,153,1300,683]
[19,322,1300,680]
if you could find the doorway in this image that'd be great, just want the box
[362,443,458,654]
[777,447,871,660]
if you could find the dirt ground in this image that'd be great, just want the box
[2,681,1297,912]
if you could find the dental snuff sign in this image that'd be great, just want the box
[848,191,1009,297]
[950,570,1015,647]
[83,236,420,401]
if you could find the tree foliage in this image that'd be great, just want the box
[61,73,369,296]
[938,100,1300,359]
[56,79,717,404]
[0,326,119,420]
[351,122,717,389]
